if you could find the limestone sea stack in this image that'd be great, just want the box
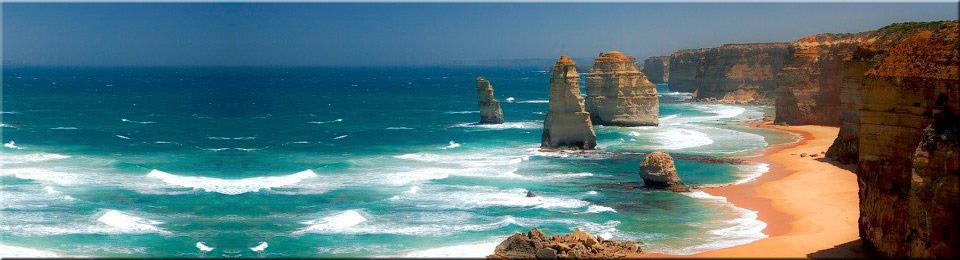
[639,151,689,192]
[488,228,643,259]
[476,76,505,124]
[585,51,659,126]
[541,56,597,150]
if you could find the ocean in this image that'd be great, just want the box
[0,67,796,257]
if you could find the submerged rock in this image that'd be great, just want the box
[488,228,643,259]
[585,51,659,126]
[476,76,505,124]
[639,151,689,192]
[541,56,597,150]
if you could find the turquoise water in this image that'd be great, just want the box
[1,67,795,257]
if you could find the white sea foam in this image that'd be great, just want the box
[121,118,156,124]
[297,210,368,234]
[733,163,769,185]
[145,169,318,195]
[0,244,60,257]
[0,153,70,165]
[391,186,590,210]
[49,126,79,130]
[386,126,414,130]
[308,118,343,124]
[196,242,214,252]
[207,136,256,140]
[333,135,349,140]
[115,135,132,140]
[443,111,479,114]
[585,205,617,213]
[517,99,549,104]
[250,242,268,252]
[505,97,515,102]
[585,190,599,195]
[450,121,541,130]
[0,111,20,114]
[648,128,714,150]
[1,123,17,128]
[403,240,503,258]
[0,168,80,186]
[442,141,461,149]
[4,140,21,149]
[96,210,170,235]
[673,191,768,255]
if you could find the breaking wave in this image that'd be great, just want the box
[145,169,318,195]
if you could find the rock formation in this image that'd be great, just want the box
[639,151,689,192]
[849,21,959,257]
[488,229,643,259]
[667,43,791,104]
[584,51,659,126]
[541,56,597,150]
[642,56,670,83]
[476,76,505,124]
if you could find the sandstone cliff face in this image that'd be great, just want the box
[850,21,959,257]
[488,229,643,259]
[541,56,597,150]
[666,43,790,104]
[667,49,707,93]
[642,56,670,83]
[585,51,659,126]
[476,76,505,124]
[774,33,872,126]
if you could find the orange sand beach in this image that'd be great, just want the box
[666,124,864,257]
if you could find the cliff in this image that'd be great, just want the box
[476,76,505,124]
[774,33,873,126]
[585,51,660,126]
[667,43,791,104]
[541,56,598,150]
[851,21,958,257]
[488,229,643,259]
[642,56,670,83]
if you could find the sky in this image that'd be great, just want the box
[2,2,957,66]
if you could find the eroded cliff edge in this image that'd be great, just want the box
[667,43,791,104]
[642,56,670,83]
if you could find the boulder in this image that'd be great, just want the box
[477,76,505,124]
[639,151,689,192]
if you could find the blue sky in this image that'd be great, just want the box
[2,3,957,66]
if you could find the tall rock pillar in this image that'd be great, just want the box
[585,51,659,126]
[476,76,505,124]
[541,56,597,150]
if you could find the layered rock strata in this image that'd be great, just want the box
[642,56,670,83]
[476,76,505,124]
[639,151,689,192]
[488,229,643,259]
[585,51,659,126]
[541,56,597,150]
[851,21,959,257]
[667,43,791,104]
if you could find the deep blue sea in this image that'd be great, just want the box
[1,67,795,257]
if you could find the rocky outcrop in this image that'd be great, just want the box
[639,151,688,192]
[488,229,643,259]
[476,76,505,124]
[541,56,597,150]
[642,56,670,83]
[584,51,659,126]
[852,21,959,257]
[667,43,791,104]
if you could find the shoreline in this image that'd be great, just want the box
[677,123,863,257]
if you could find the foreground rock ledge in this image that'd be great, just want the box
[488,229,643,259]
